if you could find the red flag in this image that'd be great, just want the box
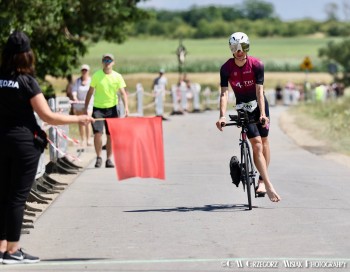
[106,117,165,180]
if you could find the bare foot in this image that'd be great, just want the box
[256,180,266,194]
[266,186,281,202]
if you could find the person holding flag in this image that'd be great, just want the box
[0,31,94,264]
[85,53,129,168]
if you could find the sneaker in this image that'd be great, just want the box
[3,248,40,264]
[95,157,102,168]
[0,251,4,262]
[105,159,115,168]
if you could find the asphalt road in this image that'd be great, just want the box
[2,105,350,272]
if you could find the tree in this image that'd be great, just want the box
[0,0,148,81]
[319,39,350,85]
[241,0,276,20]
[324,2,339,21]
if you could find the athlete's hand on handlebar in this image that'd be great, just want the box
[216,116,226,131]
[259,115,269,128]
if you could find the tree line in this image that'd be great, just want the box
[0,0,350,89]
[130,1,350,38]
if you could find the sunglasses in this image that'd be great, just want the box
[229,42,249,53]
[102,58,113,64]
[81,69,88,72]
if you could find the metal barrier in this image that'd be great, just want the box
[25,97,83,234]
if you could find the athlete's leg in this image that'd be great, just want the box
[249,136,281,202]
[257,136,271,191]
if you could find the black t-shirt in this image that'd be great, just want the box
[0,74,42,129]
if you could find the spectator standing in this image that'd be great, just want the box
[72,64,93,147]
[152,68,168,91]
[0,31,93,264]
[275,83,282,102]
[152,69,168,120]
[85,53,129,168]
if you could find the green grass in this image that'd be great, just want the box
[291,89,350,155]
[78,36,339,74]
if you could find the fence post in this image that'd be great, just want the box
[191,83,201,112]
[180,84,188,111]
[171,84,182,114]
[203,87,211,110]
[136,83,144,116]
[48,98,58,163]
[283,87,291,105]
[266,89,276,106]
[118,94,125,117]
[154,85,164,116]
[55,97,71,158]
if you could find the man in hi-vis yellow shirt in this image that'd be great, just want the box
[85,53,128,168]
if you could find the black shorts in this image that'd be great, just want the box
[246,99,270,139]
[92,106,119,135]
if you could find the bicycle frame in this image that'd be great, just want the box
[222,110,259,210]
[239,126,257,195]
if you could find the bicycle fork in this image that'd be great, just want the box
[239,131,257,193]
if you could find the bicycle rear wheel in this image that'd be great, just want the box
[242,142,252,210]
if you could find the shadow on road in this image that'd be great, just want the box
[124,204,264,213]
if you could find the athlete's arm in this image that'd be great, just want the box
[216,87,229,131]
[256,84,269,126]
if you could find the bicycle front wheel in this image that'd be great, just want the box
[242,142,253,210]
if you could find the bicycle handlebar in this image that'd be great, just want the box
[221,118,265,128]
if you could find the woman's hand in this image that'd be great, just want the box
[78,115,94,125]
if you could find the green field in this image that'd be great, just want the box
[78,36,339,74]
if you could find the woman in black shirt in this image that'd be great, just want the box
[0,31,94,264]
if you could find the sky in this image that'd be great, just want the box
[137,0,349,21]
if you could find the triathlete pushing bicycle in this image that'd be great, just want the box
[216,32,281,203]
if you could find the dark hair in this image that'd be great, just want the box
[0,31,35,76]
[0,48,35,76]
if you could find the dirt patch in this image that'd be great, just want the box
[279,109,350,168]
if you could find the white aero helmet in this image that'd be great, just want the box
[229,32,250,53]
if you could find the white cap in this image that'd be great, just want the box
[102,53,114,60]
[81,64,90,70]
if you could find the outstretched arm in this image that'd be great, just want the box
[31,93,93,126]
[216,87,229,131]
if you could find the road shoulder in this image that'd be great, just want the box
[279,108,350,168]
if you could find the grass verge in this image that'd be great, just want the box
[290,90,350,156]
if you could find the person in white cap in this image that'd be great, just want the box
[152,68,168,91]
[85,53,129,168]
[72,64,93,147]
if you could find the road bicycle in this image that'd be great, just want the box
[222,109,265,210]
